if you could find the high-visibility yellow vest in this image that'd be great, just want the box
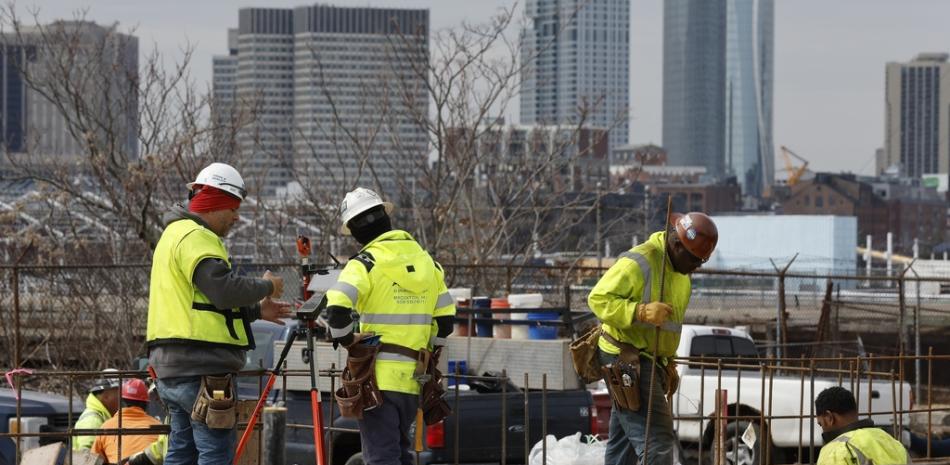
[817,426,909,465]
[147,219,252,349]
[326,230,455,395]
[72,393,111,451]
[588,231,691,359]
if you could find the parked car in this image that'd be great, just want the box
[0,388,82,465]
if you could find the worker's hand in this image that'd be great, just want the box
[635,302,673,327]
[260,297,292,325]
[124,452,155,465]
[263,270,284,298]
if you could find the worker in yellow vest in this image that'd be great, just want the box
[325,188,455,465]
[72,369,121,451]
[588,212,718,465]
[146,162,292,465]
[815,386,909,465]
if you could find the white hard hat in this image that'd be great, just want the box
[187,162,247,200]
[339,187,393,235]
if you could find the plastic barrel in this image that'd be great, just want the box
[447,360,467,387]
[448,288,472,336]
[526,312,558,340]
[491,298,511,339]
[473,297,492,337]
[507,293,543,340]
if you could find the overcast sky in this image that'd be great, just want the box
[30,0,950,175]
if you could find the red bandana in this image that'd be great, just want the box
[188,185,242,213]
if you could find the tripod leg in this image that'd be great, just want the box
[307,325,327,465]
[234,330,299,464]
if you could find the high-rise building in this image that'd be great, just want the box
[0,21,138,160]
[725,0,774,199]
[663,0,774,199]
[213,6,429,197]
[884,53,950,178]
[520,0,629,165]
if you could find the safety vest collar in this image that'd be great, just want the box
[360,229,414,249]
[82,393,111,422]
[821,418,875,444]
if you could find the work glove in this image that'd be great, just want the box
[635,302,673,327]
[664,360,680,400]
[122,452,155,465]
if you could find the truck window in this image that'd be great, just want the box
[687,335,760,370]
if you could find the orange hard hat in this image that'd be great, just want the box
[671,212,718,261]
[121,379,149,403]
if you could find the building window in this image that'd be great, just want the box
[815,196,824,208]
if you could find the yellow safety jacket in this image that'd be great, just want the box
[72,393,111,451]
[326,230,455,395]
[817,425,909,465]
[147,218,252,349]
[588,231,691,359]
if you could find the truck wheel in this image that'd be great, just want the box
[343,452,364,465]
[707,421,776,465]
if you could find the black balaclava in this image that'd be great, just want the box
[349,205,393,246]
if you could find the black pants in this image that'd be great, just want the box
[358,391,419,465]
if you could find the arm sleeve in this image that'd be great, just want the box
[430,262,455,346]
[587,257,645,330]
[191,258,273,310]
[325,261,371,341]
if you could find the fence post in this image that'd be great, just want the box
[897,261,915,355]
[262,407,286,465]
[769,254,797,362]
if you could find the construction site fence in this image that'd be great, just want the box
[3,353,950,465]
[2,262,950,391]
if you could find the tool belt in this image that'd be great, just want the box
[379,343,452,425]
[419,346,452,425]
[599,331,643,412]
[191,374,237,429]
[335,339,384,419]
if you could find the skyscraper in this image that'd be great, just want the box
[725,0,774,199]
[520,0,629,162]
[663,0,774,199]
[0,21,139,160]
[213,6,429,197]
[884,53,950,178]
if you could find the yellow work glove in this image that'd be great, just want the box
[635,302,673,327]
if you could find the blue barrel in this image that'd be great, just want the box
[526,312,558,339]
[447,360,467,386]
[473,297,493,337]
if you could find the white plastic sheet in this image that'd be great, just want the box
[528,432,605,465]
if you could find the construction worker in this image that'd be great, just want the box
[146,162,292,465]
[73,369,121,451]
[815,386,909,464]
[325,187,455,465]
[92,379,163,464]
[588,212,718,465]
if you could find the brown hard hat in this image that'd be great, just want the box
[670,212,718,261]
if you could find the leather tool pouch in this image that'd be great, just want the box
[570,325,604,383]
[602,362,641,412]
[335,342,383,419]
[420,347,452,425]
[191,374,236,429]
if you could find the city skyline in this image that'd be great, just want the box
[29,0,950,177]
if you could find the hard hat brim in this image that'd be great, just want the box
[340,201,393,235]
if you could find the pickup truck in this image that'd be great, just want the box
[0,388,82,465]
[668,325,909,464]
[244,320,595,465]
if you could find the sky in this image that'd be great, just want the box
[29,0,950,176]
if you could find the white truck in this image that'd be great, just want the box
[671,325,911,465]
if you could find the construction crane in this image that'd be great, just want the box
[780,145,810,186]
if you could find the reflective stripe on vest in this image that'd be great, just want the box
[435,291,453,308]
[361,313,433,326]
[619,251,652,302]
[832,435,871,465]
[330,281,360,305]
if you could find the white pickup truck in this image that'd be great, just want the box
[671,325,911,465]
